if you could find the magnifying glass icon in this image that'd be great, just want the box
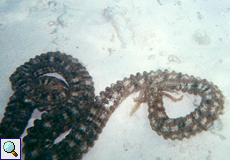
[3,141,18,157]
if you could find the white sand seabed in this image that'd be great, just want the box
[0,0,230,159]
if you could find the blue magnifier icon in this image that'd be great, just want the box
[3,141,18,157]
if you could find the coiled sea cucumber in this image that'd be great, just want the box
[0,52,224,160]
[0,52,110,160]
[98,70,224,140]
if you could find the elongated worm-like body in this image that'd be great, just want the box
[0,52,224,159]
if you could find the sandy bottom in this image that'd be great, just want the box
[0,0,230,159]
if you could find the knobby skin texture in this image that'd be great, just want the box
[0,52,224,160]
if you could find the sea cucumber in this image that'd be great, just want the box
[0,52,224,160]
[0,52,110,159]
[98,70,224,140]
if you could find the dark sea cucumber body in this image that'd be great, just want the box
[0,52,224,160]
[0,52,110,159]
